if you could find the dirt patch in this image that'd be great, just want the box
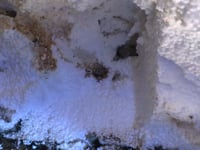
[0,16,14,30]
[0,6,77,72]
[13,12,57,72]
[76,61,109,82]
[34,46,57,72]
[14,13,53,47]
[84,62,109,82]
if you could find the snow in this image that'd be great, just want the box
[1,0,140,143]
[0,0,200,149]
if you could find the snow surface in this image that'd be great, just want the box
[0,0,200,149]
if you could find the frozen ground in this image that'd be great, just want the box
[0,0,200,149]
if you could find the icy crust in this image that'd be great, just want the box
[134,0,200,78]
[151,56,200,148]
[157,0,200,78]
[132,0,200,148]
[157,0,200,129]
[144,0,200,148]
[159,29,200,78]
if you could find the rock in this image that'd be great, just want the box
[85,132,102,148]
[113,33,139,61]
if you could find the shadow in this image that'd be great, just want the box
[132,6,159,128]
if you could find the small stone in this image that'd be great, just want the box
[113,33,139,61]
[85,62,109,82]
[85,132,102,148]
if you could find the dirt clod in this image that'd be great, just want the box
[85,62,109,82]
[14,13,57,72]
[35,47,57,72]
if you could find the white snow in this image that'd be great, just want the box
[0,0,200,149]
[1,0,141,143]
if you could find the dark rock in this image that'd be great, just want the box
[0,7,17,18]
[5,9,17,17]
[113,44,138,61]
[113,33,139,61]
[85,132,102,148]
[0,135,18,149]
[154,145,164,150]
